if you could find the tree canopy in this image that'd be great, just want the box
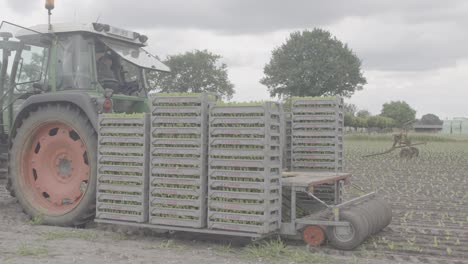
[420,113,443,125]
[356,109,371,118]
[148,50,235,100]
[344,103,357,116]
[381,101,416,127]
[260,28,366,99]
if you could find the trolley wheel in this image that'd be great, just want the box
[399,148,412,159]
[303,225,325,247]
[410,147,419,157]
[326,210,369,250]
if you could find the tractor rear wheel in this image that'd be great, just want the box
[10,104,97,226]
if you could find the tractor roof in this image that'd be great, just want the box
[24,22,148,47]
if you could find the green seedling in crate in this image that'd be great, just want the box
[211,208,264,215]
[153,203,199,210]
[99,199,142,206]
[154,123,201,128]
[211,176,264,183]
[210,155,265,161]
[99,190,141,195]
[212,218,262,226]
[100,209,142,215]
[99,180,142,186]
[153,213,198,220]
[154,183,199,190]
[154,134,201,139]
[211,123,265,128]
[212,197,264,204]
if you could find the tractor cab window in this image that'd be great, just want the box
[0,22,49,93]
[56,34,93,90]
[16,45,49,92]
[95,41,142,96]
[97,37,169,96]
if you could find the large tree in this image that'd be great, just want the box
[148,50,235,100]
[356,109,371,118]
[420,113,443,125]
[260,29,366,98]
[381,101,416,127]
[343,103,357,116]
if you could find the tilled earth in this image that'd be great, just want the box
[0,140,467,264]
[344,140,468,264]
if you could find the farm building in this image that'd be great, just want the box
[442,118,468,134]
[412,124,443,133]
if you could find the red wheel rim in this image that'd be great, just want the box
[303,225,325,246]
[20,122,90,215]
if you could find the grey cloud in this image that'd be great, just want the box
[6,0,41,14]
[8,0,468,72]
[88,0,464,33]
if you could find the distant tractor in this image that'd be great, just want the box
[363,121,426,159]
[0,1,169,226]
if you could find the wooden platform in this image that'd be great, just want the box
[282,171,351,187]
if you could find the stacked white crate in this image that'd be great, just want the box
[149,93,214,228]
[207,102,282,234]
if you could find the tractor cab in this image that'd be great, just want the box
[0,21,170,135]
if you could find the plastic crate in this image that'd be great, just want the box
[96,115,149,223]
[149,93,215,228]
[207,102,282,234]
[290,97,344,172]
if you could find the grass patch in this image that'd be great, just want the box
[158,239,185,249]
[213,243,235,255]
[110,233,128,241]
[16,244,48,257]
[42,230,97,241]
[142,239,185,250]
[243,239,334,263]
[28,214,44,225]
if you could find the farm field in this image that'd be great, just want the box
[343,137,468,262]
[0,137,466,263]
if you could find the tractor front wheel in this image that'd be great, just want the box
[10,104,97,226]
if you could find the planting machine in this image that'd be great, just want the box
[0,0,391,251]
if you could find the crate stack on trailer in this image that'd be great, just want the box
[96,114,149,223]
[149,94,214,228]
[290,97,344,172]
[207,102,282,234]
[283,112,292,171]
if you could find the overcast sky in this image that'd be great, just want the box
[1,0,467,118]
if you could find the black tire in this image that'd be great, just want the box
[356,201,379,235]
[326,209,369,250]
[410,147,419,157]
[399,148,412,159]
[9,104,97,227]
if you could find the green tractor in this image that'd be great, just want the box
[0,15,169,226]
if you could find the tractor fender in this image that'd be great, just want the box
[11,92,99,140]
